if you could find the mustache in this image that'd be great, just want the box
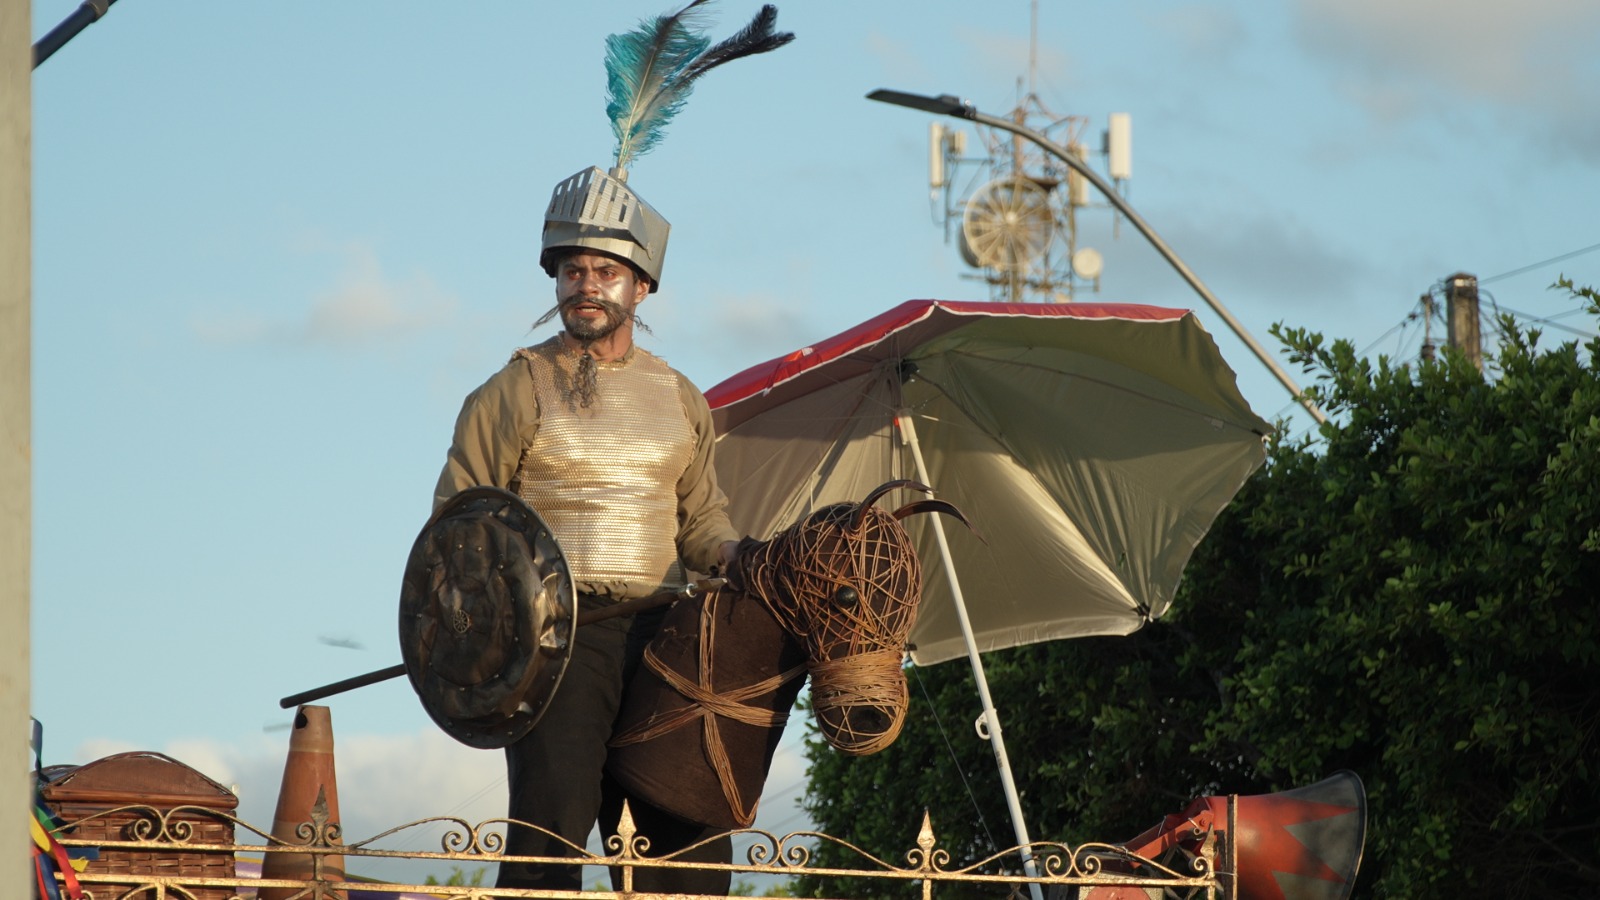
[563,295,629,316]
[531,296,653,336]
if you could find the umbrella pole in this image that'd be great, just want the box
[898,412,1046,900]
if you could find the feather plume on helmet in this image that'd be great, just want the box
[540,2,795,292]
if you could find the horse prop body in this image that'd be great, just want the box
[603,481,967,892]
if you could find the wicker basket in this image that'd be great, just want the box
[40,751,239,900]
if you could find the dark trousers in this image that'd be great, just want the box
[598,779,733,895]
[495,597,736,893]
[497,595,635,891]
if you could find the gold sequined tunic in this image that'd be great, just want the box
[435,337,737,600]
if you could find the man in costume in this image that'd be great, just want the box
[433,3,794,889]
[433,164,741,890]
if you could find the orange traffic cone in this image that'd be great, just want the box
[259,705,346,900]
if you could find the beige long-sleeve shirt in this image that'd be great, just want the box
[434,339,738,593]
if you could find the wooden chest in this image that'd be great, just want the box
[40,751,239,900]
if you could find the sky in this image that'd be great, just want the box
[26,0,1600,882]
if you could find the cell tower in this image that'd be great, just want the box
[927,3,1131,303]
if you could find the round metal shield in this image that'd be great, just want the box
[398,487,576,749]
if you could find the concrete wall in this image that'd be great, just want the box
[0,0,30,894]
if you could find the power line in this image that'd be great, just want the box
[1265,298,1429,421]
[760,805,818,837]
[1480,241,1600,285]
[1530,307,1593,323]
[1489,302,1598,341]
[908,666,1002,854]
[383,772,507,853]
[1355,311,1418,360]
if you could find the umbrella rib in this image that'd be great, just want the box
[726,356,913,431]
[752,369,911,530]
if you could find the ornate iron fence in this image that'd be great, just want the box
[46,793,1231,900]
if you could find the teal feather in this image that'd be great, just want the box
[604,1,795,172]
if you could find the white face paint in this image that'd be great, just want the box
[554,253,647,343]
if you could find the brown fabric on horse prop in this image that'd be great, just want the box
[608,587,807,830]
[607,480,968,830]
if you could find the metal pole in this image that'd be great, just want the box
[868,90,1327,425]
[279,579,725,708]
[897,411,1046,900]
[1,0,32,895]
[32,0,117,68]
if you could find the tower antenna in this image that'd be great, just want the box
[1028,0,1038,99]
[918,4,1131,302]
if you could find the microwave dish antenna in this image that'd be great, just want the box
[1071,246,1104,280]
[959,176,1056,272]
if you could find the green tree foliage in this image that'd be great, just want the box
[731,876,798,896]
[423,864,488,887]
[801,283,1600,898]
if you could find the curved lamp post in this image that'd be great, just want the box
[868,88,1326,425]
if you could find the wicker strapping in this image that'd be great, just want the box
[611,588,808,825]
[608,584,811,828]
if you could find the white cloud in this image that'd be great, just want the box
[192,242,458,347]
[304,251,454,344]
[708,296,816,355]
[1298,0,1593,101]
[1295,0,1600,158]
[959,28,1070,91]
[864,30,938,85]
[1091,205,1362,315]
[65,721,817,884]
[1144,5,1249,64]
[645,289,822,385]
[66,728,501,883]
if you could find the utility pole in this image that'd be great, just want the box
[1445,273,1483,371]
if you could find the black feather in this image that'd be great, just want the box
[680,4,795,83]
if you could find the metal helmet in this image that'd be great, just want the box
[398,487,577,749]
[539,167,670,292]
[535,1,795,293]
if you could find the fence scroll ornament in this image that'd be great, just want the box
[41,797,1230,899]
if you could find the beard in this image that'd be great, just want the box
[528,295,649,410]
[560,296,632,342]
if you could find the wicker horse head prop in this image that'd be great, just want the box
[738,479,969,755]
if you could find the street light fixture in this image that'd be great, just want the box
[867,89,975,119]
[868,88,1327,426]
